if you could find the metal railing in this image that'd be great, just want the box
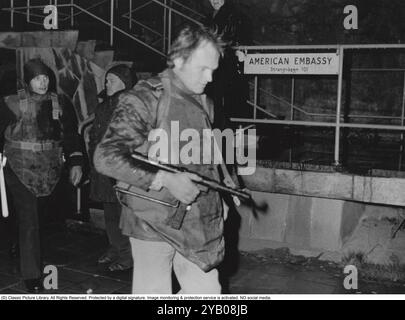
[233,44,405,168]
[7,3,405,169]
[249,71,405,121]
[4,0,204,57]
[122,0,203,53]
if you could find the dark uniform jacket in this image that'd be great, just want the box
[205,2,251,128]
[88,94,121,203]
[0,90,83,196]
[94,69,225,272]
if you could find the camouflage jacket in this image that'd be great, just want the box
[0,90,83,196]
[94,69,225,271]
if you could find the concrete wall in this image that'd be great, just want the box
[237,192,361,252]
[236,191,405,265]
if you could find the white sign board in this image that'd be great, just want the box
[244,53,339,75]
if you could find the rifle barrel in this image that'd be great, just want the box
[131,153,251,200]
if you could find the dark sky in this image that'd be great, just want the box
[1,0,405,44]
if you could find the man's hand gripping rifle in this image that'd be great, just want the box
[115,152,251,230]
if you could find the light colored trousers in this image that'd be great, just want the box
[129,237,221,294]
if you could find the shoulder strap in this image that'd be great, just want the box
[17,89,28,114]
[142,77,164,101]
[144,77,163,91]
[154,75,172,129]
[50,93,62,120]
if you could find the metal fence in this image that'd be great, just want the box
[232,44,405,168]
[3,0,203,57]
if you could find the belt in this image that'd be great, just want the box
[5,140,61,152]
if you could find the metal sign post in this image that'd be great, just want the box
[334,47,344,166]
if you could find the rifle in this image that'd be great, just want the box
[114,152,251,230]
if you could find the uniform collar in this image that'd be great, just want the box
[27,90,50,102]
[161,68,195,97]
[160,69,212,119]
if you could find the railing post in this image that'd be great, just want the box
[27,0,30,22]
[290,77,295,164]
[163,0,167,53]
[334,46,345,166]
[290,77,295,121]
[110,0,114,46]
[71,0,74,27]
[398,71,405,170]
[253,76,258,120]
[10,0,14,28]
[129,0,132,29]
[167,6,172,53]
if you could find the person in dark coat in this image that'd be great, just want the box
[205,0,251,129]
[0,58,83,293]
[88,64,136,272]
[206,0,248,46]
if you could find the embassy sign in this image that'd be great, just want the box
[244,53,339,75]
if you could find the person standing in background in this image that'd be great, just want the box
[88,64,136,272]
[206,0,251,129]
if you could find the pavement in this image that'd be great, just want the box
[0,217,405,295]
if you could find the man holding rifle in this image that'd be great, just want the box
[94,25,244,294]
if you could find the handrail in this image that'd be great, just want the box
[6,10,45,19]
[126,1,154,14]
[122,0,204,26]
[230,118,405,131]
[246,101,277,119]
[6,5,70,19]
[72,3,166,57]
[248,75,405,121]
[237,44,405,51]
[65,0,109,19]
[121,14,162,37]
[248,81,337,118]
[169,0,206,20]
[4,0,204,58]
[150,0,203,26]
[121,0,204,55]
